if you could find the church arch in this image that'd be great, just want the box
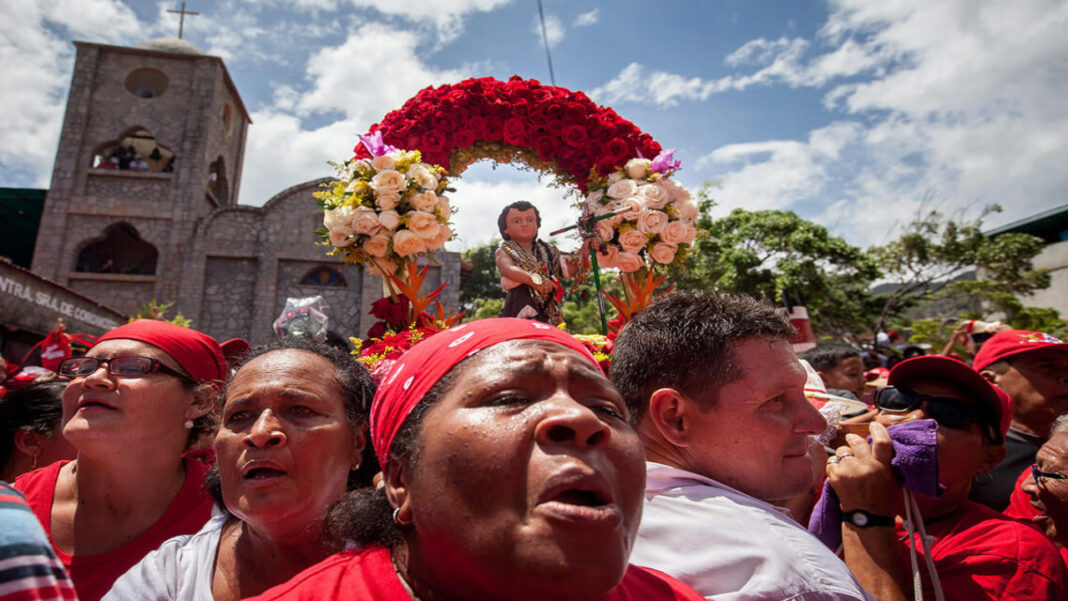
[124,67,169,98]
[91,126,175,172]
[299,265,347,288]
[74,222,158,275]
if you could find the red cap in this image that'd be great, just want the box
[972,330,1068,372]
[888,355,1011,438]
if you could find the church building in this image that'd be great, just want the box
[23,36,460,346]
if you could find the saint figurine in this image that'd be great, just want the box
[495,200,589,325]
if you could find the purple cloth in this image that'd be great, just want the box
[807,419,943,549]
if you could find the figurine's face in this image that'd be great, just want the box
[504,209,538,244]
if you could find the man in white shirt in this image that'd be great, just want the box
[611,291,874,601]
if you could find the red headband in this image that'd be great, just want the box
[370,318,600,465]
[96,319,239,384]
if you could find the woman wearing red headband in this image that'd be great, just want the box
[14,320,246,601]
[248,318,702,601]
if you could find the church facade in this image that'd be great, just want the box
[30,37,460,344]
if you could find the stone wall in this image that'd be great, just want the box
[198,256,259,342]
[274,260,362,339]
[66,274,155,316]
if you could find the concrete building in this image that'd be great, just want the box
[987,204,1068,319]
[25,37,460,345]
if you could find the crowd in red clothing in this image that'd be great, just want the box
[2,292,1068,601]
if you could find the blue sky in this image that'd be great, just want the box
[2,0,1066,252]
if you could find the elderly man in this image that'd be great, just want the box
[1014,415,1068,563]
[611,291,874,600]
[970,330,1068,510]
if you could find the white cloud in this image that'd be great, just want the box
[343,0,513,43]
[443,175,579,252]
[533,14,565,48]
[574,8,599,27]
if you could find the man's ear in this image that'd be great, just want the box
[978,369,999,385]
[646,388,700,448]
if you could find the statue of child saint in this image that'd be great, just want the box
[494,200,590,326]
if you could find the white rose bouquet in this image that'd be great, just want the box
[316,132,455,276]
[582,149,698,273]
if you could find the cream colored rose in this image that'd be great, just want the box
[585,190,605,210]
[676,198,699,222]
[368,257,398,276]
[351,206,381,236]
[392,230,427,257]
[616,251,644,273]
[324,205,356,230]
[427,223,453,249]
[620,197,646,220]
[378,210,400,231]
[435,197,452,219]
[375,190,400,211]
[405,210,440,240]
[595,244,619,269]
[640,183,672,209]
[606,171,624,185]
[371,169,406,194]
[637,210,668,235]
[363,233,391,257]
[662,178,691,202]
[649,242,678,265]
[625,158,651,179]
[408,164,439,191]
[660,220,691,245]
[411,191,438,212]
[618,229,648,254]
[607,179,639,200]
[682,222,699,244]
[596,220,616,242]
[328,227,353,247]
[371,155,395,171]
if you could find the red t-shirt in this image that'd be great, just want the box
[895,500,1066,601]
[248,546,705,601]
[13,457,213,601]
[1004,465,1041,521]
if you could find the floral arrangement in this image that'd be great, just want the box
[316,132,455,276]
[582,150,699,273]
[356,76,663,192]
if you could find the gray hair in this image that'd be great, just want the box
[1052,414,1068,436]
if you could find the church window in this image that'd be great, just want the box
[124,67,169,98]
[300,265,346,288]
[75,223,158,275]
[223,103,233,133]
[91,127,175,172]
[208,156,228,204]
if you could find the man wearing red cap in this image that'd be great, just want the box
[969,330,1068,511]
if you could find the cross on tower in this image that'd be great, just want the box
[166,2,200,39]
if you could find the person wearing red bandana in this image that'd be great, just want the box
[248,317,703,601]
[14,320,247,601]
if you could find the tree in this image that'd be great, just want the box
[867,202,1050,336]
[668,183,880,342]
[459,239,506,315]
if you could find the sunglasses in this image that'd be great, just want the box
[1031,464,1068,489]
[58,356,194,383]
[874,386,1001,443]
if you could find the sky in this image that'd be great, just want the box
[2,0,1067,254]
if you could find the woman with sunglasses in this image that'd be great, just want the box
[14,320,246,601]
[826,355,1066,601]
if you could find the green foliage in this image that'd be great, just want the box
[464,297,504,322]
[131,299,191,328]
[459,239,506,314]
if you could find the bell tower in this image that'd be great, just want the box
[31,37,250,315]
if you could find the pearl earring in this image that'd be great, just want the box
[184,419,194,429]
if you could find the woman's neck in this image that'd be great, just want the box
[213,518,331,601]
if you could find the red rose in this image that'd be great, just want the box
[545,120,564,137]
[453,128,476,149]
[606,138,628,161]
[545,102,564,121]
[433,110,458,133]
[466,115,486,135]
[596,156,618,176]
[511,98,531,117]
[370,296,410,326]
[564,101,586,123]
[639,135,661,159]
[561,124,589,148]
[503,117,528,146]
[421,130,447,153]
[534,136,559,162]
[585,139,605,161]
[483,116,504,141]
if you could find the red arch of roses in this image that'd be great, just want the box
[354,76,663,193]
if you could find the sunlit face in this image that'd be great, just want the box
[991,350,1068,437]
[214,350,363,531]
[874,378,994,505]
[397,339,645,601]
[1022,432,1068,544]
[503,208,539,244]
[683,337,827,503]
[61,339,195,450]
[821,356,866,399]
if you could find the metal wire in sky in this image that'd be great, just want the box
[536,0,557,86]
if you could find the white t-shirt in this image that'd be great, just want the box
[630,462,875,601]
[103,512,227,601]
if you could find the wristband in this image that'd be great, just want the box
[843,509,894,529]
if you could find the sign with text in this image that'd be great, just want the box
[0,261,125,336]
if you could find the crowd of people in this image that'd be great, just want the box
[2,291,1068,601]
[93,145,175,173]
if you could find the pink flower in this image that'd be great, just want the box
[660,220,691,245]
[637,210,668,236]
[649,242,678,264]
[618,229,648,254]
[616,251,644,273]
